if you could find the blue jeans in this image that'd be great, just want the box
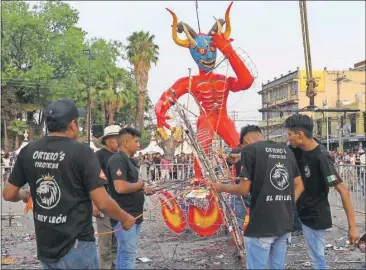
[234,196,248,230]
[113,222,141,269]
[302,223,328,269]
[41,240,99,269]
[244,233,290,269]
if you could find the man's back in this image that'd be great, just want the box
[291,143,341,230]
[242,141,300,237]
[9,136,104,263]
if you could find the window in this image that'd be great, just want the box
[350,114,356,133]
[291,83,298,96]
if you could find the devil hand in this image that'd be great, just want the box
[210,33,234,55]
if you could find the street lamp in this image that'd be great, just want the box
[83,49,92,146]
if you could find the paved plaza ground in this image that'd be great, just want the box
[1,191,365,269]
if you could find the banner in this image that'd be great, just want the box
[299,70,325,92]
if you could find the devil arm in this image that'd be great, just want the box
[226,49,254,92]
[155,77,189,130]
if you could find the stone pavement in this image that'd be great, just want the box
[1,191,365,269]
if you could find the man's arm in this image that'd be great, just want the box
[114,179,144,194]
[294,176,304,201]
[289,149,304,201]
[79,148,135,229]
[319,155,360,244]
[90,187,135,229]
[212,146,254,196]
[2,149,30,202]
[108,155,144,194]
[3,183,29,202]
[213,178,251,196]
[334,182,359,244]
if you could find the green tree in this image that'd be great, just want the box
[126,31,159,132]
[7,120,28,149]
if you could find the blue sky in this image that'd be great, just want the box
[67,1,365,126]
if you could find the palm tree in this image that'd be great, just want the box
[125,31,159,132]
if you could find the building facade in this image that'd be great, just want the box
[258,64,366,151]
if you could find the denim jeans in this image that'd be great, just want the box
[234,196,248,230]
[41,240,99,269]
[302,223,328,269]
[244,233,290,269]
[113,222,141,269]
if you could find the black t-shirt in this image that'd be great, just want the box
[8,136,105,263]
[95,148,114,191]
[291,144,342,230]
[107,151,144,226]
[239,141,300,237]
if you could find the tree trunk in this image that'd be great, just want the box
[28,126,34,141]
[135,65,147,132]
[3,118,9,150]
[15,134,20,150]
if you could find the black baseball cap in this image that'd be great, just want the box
[46,98,86,124]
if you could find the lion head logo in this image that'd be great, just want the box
[270,163,290,190]
[36,175,61,209]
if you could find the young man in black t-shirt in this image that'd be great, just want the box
[285,114,360,269]
[227,144,251,232]
[94,125,121,269]
[2,99,135,269]
[212,125,304,269]
[106,127,155,270]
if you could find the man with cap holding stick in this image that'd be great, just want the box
[93,125,121,269]
[2,98,135,269]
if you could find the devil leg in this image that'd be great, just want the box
[193,116,215,179]
[216,115,240,148]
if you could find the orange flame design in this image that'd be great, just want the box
[24,196,33,214]
[160,191,187,234]
[187,194,223,237]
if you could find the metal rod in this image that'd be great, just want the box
[87,54,92,146]
[195,1,201,33]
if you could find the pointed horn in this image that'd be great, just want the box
[223,2,233,39]
[214,17,222,35]
[166,8,190,48]
[182,23,198,48]
[208,19,225,36]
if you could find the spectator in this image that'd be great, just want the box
[2,98,135,269]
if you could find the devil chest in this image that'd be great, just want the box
[193,80,229,103]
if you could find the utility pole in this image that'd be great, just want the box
[334,71,348,153]
[323,100,329,151]
[231,110,238,124]
[83,49,92,146]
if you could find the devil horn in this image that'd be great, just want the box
[223,2,233,39]
[182,23,198,48]
[208,17,225,35]
[166,8,190,48]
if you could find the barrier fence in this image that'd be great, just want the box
[138,164,194,183]
[1,164,365,216]
[334,164,365,214]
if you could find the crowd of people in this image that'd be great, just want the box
[1,98,363,270]
[136,152,194,182]
[330,150,364,165]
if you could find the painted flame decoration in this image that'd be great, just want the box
[160,191,187,234]
[187,194,224,237]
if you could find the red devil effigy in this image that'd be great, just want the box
[155,2,255,180]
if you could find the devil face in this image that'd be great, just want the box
[189,36,217,72]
